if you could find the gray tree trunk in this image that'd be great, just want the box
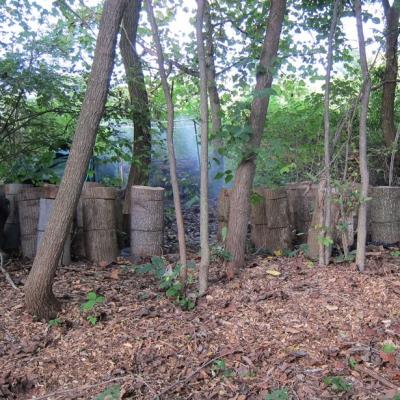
[196,0,210,296]
[24,0,129,320]
[144,0,188,282]
[354,0,371,272]
[120,0,152,214]
[204,2,224,190]
[319,0,340,266]
[225,0,286,279]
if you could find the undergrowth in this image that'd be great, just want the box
[134,256,196,311]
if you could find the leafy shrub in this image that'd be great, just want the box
[135,257,196,310]
[211,244,232,262]
[80,291,105,326]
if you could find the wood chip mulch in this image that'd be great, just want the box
[1,252,400,399]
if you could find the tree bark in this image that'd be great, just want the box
[196,0,210,296]
[120,0,152,214]
[319,0,340,267]
[389,125,400,186]
[225,0,286,279]
[354,0,371,272]
[24,0,129,320]
[144,0,187,281]
[204,2,224,183]
[381,0,399,147]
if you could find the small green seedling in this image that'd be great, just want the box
[48,318,61,327]
[382,343,397,354]
[323,376,352,392]
[211,359,234,378]
[135,258,196,311]
[390,250,400,257]
[87,315,98,326]
[81,291,105,311]
[211,244,232,262]
[348,357,357,369]
[95,384,120,400]
[265,389,289,400]
[318,235,333,247]
[81,291,104,326]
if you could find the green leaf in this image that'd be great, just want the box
[348,357,357,369]
[48,318,61,327]
[382,343,397,354]
[87,291,97,301]
[87,315,97,326]
[225,173,233,183]
[250,192,264,205]
[94,385,120,400]
[265,389,289,400]
[323,376,352,392]
[221,226,228,242]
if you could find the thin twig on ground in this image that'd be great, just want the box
[355,364,399,390]
[152,348,242,399]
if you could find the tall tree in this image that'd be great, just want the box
[381,0,399,148]
[144,0,188,281]
[24,0,129,319]
[196,0,210,296]
[319,0,341,267]
[204,2,224,186]
[354,0,371,272]
[120,0,152,213]
[224,0,286,279]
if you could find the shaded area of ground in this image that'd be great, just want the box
[1,252,400,399]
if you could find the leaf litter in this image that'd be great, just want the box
[0,251,400,399]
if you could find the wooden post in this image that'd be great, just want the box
[130,185,164,256]
[370,186,400,243]
[37,198,71,265]
[286,182,317,244]
[250,188,292,252]
[72,182,101,258]
[3,183,32,250]
[82,186,119,265]
[17,185,59,259]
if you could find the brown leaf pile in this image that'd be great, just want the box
[1,252,400,399]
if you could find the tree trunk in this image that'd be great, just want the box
[120,0,152,214]
[225,0,286,279]
[381,0,399,148]
[0,191,10,251]
[354,0,371,272]
[204,2,224,191]
[319,0,340,266]
[144,0,187,281]
[196,0,210,296]
[24,0,128,320]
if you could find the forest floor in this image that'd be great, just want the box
[1,248,400,400]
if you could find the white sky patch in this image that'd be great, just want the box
[6,0,390,93]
